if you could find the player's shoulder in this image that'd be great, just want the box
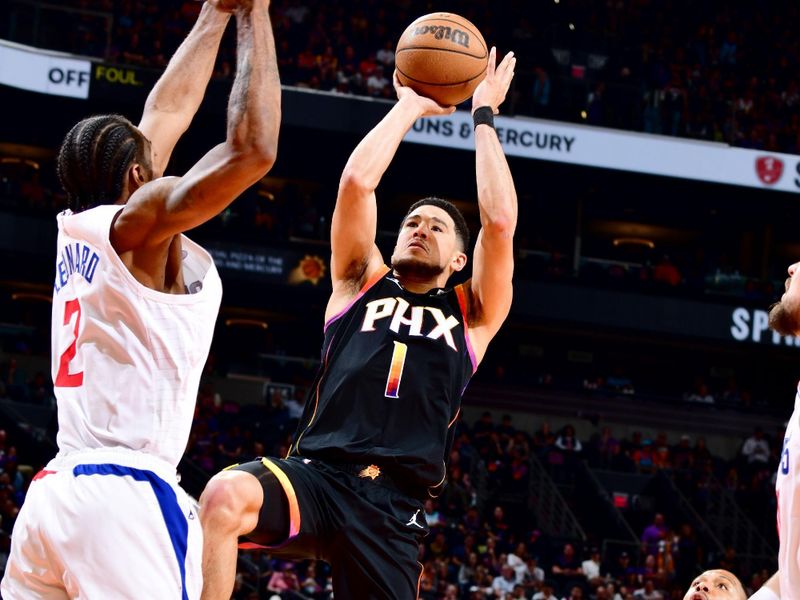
[126,176,179,206]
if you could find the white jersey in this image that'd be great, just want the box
[51,205,222,467]
[777,384,800,593]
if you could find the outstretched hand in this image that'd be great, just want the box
[393,71,456,118]
[472,47,516,114]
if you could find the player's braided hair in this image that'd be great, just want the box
[403,197,471,251]
[56,114,149,212]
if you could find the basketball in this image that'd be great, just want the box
[395,12,488,106]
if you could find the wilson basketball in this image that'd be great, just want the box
[395,13,488,106]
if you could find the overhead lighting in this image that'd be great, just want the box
[580,110,587,119]
[0,157,40,170]
[612,238,655,249]
[568,23,575,30]
[11,292,51,303]
[257,190,275,201]
[225,318,268,329]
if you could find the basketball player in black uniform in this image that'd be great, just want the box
[199,47,517,600]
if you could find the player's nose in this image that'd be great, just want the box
[789,262,799,277]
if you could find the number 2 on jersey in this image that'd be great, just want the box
[384,341,408,398]
[55,298,84,387]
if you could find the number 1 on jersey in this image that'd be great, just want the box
[384,341,408,398]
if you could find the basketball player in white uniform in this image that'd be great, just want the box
[1,1,280,598]
[755,261,800,599]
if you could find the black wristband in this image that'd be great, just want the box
[473,106,495,130]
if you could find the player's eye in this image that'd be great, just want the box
[432,226,442,232]
[718,584,727,590]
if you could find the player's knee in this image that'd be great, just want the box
[199,471,262,536]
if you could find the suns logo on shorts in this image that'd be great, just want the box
[358,465,381,480]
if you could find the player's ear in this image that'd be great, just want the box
[128,163,147,192]
[451,251,467,272]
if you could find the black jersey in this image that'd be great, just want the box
[291,266,476,496]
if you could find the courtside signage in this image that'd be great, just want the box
[404,111,800,194]
[0,40,90,99]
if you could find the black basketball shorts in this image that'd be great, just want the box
[230,456,430,600]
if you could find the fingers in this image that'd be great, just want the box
[487,46,497,77]
[498,51,516,75]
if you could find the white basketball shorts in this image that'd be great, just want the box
[1,449,202,599]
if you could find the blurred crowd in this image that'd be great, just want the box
[184,384,779,599]
[6,0,800,153]
[0,363,781,597]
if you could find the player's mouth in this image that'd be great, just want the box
[690,593,707,600]
[408,241,428,252]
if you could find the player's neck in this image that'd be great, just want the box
[393,270,449,294]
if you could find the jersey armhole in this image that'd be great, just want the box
[455,284,478,374]
[324,264,390,333]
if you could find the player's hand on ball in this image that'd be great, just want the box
[472,47,516,115]
[393,71,456,118]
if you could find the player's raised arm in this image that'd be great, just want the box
[112,0,280,252]
[138,1,233,178]
[466,47,518,353]
[330,74,455,289]
[750,572,780,599]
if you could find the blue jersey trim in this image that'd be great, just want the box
[73,463,189,600]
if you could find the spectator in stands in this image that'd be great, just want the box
[582,547,605,588]
[522,556,546,592]
[299,562,322,598]
[556,424,583,453]
[552,543,584,594]
[634,579,664,600]
[685,382,715,405]
[532,67,552,117]
[365,64,390,97]
[533,581,559,600]
[266,563,306,599]
[672,435,695,470]
[716,546,740,576]
[609,552,633,584]
[605,582,624,600]
[693,437,712,464]
[492,564,518,597]
[507,541,530,583]
[534,422,557,451]
[740,427,770,471]
[641,514,668,556]
[424,498,446,528]
[564,585,584,600]
[458,552,480,595]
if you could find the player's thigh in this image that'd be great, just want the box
[1,477,70,600]
[64,470,199,599]
[331,536,423,600]
[226,458,296,546]
[330,511,424,598]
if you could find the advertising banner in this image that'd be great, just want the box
[404,111,800,194]
[0,40,90,99]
